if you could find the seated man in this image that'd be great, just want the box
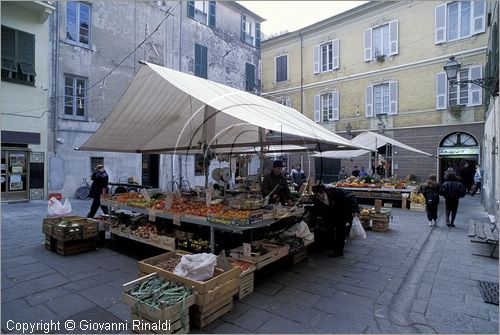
[261,160,293,205]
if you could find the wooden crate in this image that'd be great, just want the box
[42,215,81,236]
[360,216,371,229]
[410,203,426,212]
[291,248,308,265]
[123,273,195,322]
[45,234,56,251]
[237,272,254,300]
[190,300,233,329]
[55,238,96,256]
[137,252,241,295]
[73,218,99,239]
[131,313,190,334]
[371,220,389,232]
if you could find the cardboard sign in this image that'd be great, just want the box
[206,190,212,207]
[148,210,156,222]
[164,193,173,210]
[243,243,251,257]
[140,189,151,201]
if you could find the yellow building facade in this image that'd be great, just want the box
[262,1,490,183]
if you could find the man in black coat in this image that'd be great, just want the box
[87,164,109,218]
[440,173,466,228]
[310,184,360,257]
[261,160,293,205]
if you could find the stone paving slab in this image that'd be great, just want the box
[1,196,499,334]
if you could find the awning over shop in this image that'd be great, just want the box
[314,131,435,158]
[79,62,367,154]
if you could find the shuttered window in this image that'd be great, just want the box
[187,1,216,27]
[364,21,398,61]
[64,75,87,118]
[1,26,36,85]
[314,92,339,122]
[313,40,340,74]
[66,2,91,46]
[435,66,483,109]
[245,63,255,92]
[275,55,288,82]
[435,1,485,44]
[195,43,208,79]
[366,81,398,116]
[241,14,261,48]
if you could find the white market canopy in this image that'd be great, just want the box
[314,131,435,159]
[79,62,367,154]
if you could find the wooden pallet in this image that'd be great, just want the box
[55,238,96,256]
[237,272,254,300]
[371,220,389,232]
[410,203,426,212]
[131,313,190,334]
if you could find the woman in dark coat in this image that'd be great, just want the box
[440,173,466,228]
[419,174,440,227]
[87,164,109,218]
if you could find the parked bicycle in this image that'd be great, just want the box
[75,177,91,199]
[167,175,191,193]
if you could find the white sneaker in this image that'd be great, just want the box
[428,221,433,226]
[433,220,438,227]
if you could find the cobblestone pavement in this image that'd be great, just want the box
[1,195,498,334]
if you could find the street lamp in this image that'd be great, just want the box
[444,55,494,89]
[345,123,354,138]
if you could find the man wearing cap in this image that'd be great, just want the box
[261,160,293,205]
[87,164,109,218]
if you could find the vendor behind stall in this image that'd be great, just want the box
[261,160,293,205]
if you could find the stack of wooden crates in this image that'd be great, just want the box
[43,216,98,256]
[137,251,240,330]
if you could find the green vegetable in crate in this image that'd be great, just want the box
[128,276,192,309]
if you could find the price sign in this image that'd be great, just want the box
[206,190,212,207]
[140,189,151,201]
[243,243,251,257]
[173,215,181,226]
[164,193,173,210]
[148,210,156,222]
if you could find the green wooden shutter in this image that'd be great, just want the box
[208,1,216,27]
[201,45,207,79]
[241,14,246,42]
[1,26,17,72]
[18,31,36,75]
[195,43,201,77]
[245,63,255,91]
[187,1,195,18]
[255,22,261,48]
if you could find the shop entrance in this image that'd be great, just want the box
[437,132,479,186]
[141,154,159,188]
[1,148,30,201]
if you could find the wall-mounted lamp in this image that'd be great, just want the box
[444,55,494,89]
[345,123,354,138]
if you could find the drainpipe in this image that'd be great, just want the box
[178,1,182,71]
[52,2,60,157]
[300,32,304,114]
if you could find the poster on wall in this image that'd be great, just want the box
[10,153,26,167]
[9,174,23,191]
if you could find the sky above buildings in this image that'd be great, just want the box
[238,1,367,37]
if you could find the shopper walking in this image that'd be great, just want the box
[440,173,466,228]
[470,164,482,197]
[419,174,440,227]
[87,164,109,218]
[310,185,360,257]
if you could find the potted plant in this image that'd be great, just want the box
[449,104,464,119]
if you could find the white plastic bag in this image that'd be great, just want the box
[47,197,72,216]
[174,253,217,281]
[283,221,314,242]
[349,216,366,240]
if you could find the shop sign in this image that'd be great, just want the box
[437,147,479,156]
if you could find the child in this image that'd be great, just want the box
[419,174,440,227]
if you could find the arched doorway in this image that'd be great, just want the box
[438,132,479,189]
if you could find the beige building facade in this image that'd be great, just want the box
[262,1,490,183]
[1,1,55,201]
